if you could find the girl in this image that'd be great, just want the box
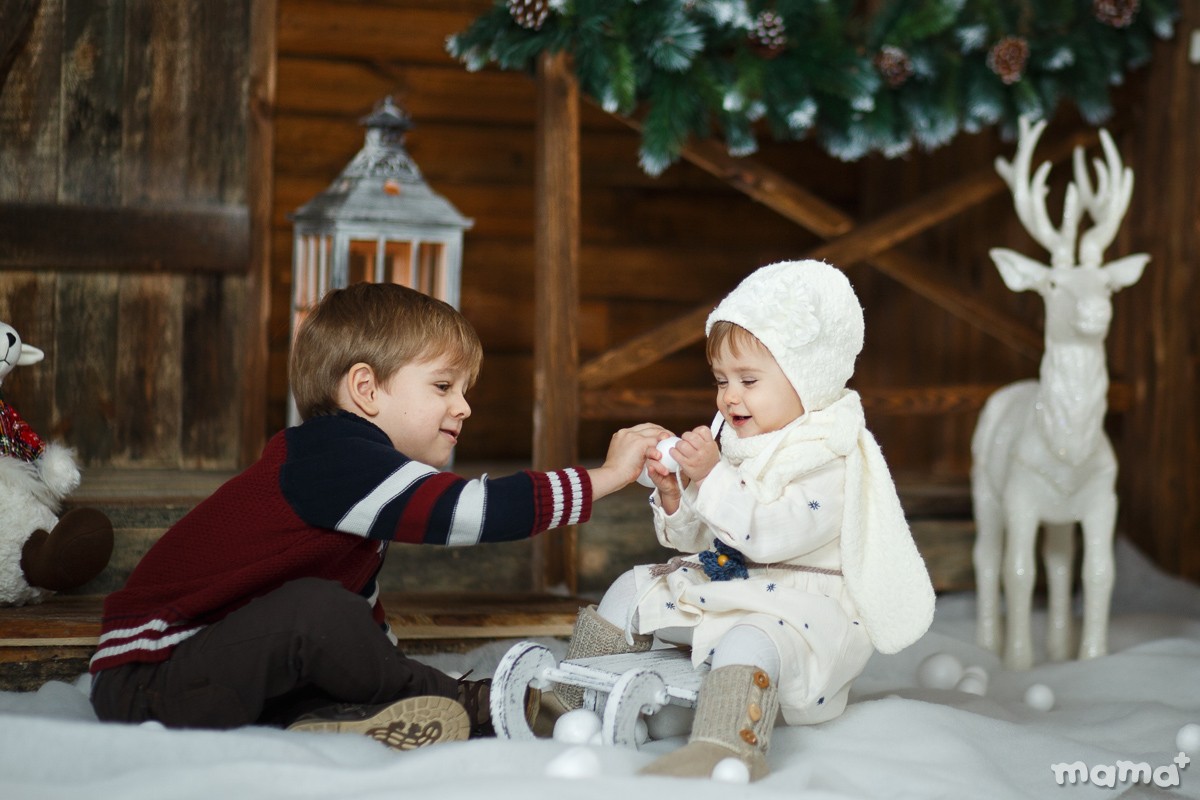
[555,260,936,781]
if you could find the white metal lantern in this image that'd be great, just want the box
[288,97,473,425]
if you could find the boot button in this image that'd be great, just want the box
[753,670,770,689]
[739,728,758,746]
[748,702,762,722]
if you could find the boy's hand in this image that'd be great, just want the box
[588,423,671,500]
[673,425,720,485]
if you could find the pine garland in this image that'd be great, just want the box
[447,0,1179,175]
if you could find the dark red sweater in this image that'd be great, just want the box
[91,412,591,673]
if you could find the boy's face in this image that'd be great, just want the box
[711,339,804,438]
[374,354,472,468]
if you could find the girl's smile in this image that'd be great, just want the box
[711,339,804,438]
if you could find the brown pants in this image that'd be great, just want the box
[91,577,459,729]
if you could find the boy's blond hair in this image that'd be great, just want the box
[290,282,483,421]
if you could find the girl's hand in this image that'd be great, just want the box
[673,425,720,485]
[645,445,685,514]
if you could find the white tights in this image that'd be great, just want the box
[595,569,781,683]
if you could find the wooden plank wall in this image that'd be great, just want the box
[270,0,1067,476]
[0,0,258,470]
[1118,10,1200,582]
[271,0,856,455]
[270,1,1197,581]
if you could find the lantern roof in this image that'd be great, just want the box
[290,97,473,233]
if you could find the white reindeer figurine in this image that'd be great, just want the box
[971,117,1148,670]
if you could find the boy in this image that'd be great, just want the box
[90,282,665,750]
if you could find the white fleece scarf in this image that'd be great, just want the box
[718,391,935,654]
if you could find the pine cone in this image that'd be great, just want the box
[747,10,787,59]
[987,36,1029,85]
[1093,0,1139,28]
[875,46,914,88]
[507,0,551,31]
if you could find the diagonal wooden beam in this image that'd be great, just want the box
[683,133,1047,358]
[659,121,1092,355]
[580,120,1096,389]
[0,0,41,95]
[680,137,853,239]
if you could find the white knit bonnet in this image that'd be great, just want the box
[705,260,865,412]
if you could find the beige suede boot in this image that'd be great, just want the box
[639,664,780,782]
[553,604,652,710]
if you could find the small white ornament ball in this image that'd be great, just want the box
[711,757,751,784]
[657,436,682,472]
[1177,723,1200,753]
[1024,683,1055,711]
[545,746,602,779]
[917,652,964,690]
[553,708,602,744]
[955,664,989,696]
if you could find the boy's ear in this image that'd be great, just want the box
[342,362,380,417]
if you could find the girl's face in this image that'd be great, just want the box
[373,354,472,468]
[711,338,804,438]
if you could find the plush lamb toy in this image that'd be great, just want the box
[0,320,112,606]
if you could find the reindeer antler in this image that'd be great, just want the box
[994,116,1082,269]
[1074,128,1134,268]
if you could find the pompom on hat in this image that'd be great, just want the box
[705,260,865,412]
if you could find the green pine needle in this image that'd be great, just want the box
[446,0,1182,174]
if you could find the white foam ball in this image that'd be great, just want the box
[1024,683,1055,711]
[657,436,682,472]
[140,720,165,730]
[955,664,988,696]
[1177,723,1200,753]
[545,746,602,779]
[917,652,964,690]
[553,708,602,744]
[711,757,750,783]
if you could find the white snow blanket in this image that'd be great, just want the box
[2,537,1198,800]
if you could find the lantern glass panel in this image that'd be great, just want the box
[293,233,334,336]
[348,239,378,285]
[383,240,413,285]
[414,242,445,297]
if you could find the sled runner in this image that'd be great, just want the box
[490,642,708,748]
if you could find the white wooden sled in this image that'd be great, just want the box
[490,642,708,748]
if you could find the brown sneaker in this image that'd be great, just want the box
[457,675,541,739]
[456,677,494,738]
[287,695,469,750]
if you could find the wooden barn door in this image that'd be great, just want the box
[0,0,274,470]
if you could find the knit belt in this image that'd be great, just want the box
[647,555,842,579]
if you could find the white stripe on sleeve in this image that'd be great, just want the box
[337,461,437,537]
[566,468,584,525]
[447,476,487,547]
[547,471,565,529]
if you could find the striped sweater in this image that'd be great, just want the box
[90,412,591,673]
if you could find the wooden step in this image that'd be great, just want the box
[4,467,976,691]
[0,591,586,691]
